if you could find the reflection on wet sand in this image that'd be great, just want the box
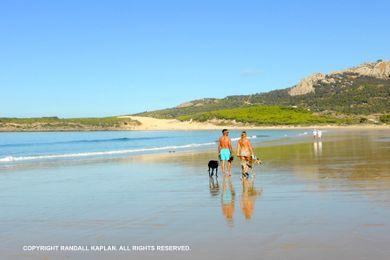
[1,130,389,259]
[252,131,390,206]
[240,176,262,219]
[209,176,220,197]
[313,140,322,157]
[255,131,390,181]
[218,174,262,222]
[221,176,235,224]
[213,130,389,224]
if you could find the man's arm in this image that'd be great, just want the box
[218,137,221,154]
[228,139,233,153]
[236,141,241,157]
[248,140,254,156]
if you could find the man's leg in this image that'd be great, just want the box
[228,161,232,176]
[221,160,226,174]
[241,158,249,178]
[240,158,245,177]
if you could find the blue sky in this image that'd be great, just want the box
[1,0,389,117]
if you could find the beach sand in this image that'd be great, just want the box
[122,116,390,131]
[0,129,389,259]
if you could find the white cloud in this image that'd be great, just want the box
[240,69,262,77]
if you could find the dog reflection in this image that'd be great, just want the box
[221,176,235,223]
[209,176,220,197]
[240,176,262,219]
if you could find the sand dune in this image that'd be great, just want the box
[120,116,225,130]
[120,116,390,131]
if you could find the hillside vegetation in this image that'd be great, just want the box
[139,77,389,119]
[0,117,140,131]
[178,106,355,125]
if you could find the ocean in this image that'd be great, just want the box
[0,129,308,165]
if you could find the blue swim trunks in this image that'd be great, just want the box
[220,148,231,161]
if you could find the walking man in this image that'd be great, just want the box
[237,131,254,178]
[218,129,233,175]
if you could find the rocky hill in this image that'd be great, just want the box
[138,60,390,120]
[289,60,390,96]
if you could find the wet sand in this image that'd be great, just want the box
[0,129,389,259]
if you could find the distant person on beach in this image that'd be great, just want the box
[313,129,318,139]
[218,129,233,175]
[237,131,254,177]
[313,129,323,139]
[317,129,322,139]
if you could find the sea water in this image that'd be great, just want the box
[0,130,307,164]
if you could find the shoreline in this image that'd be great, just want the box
[0,132,310,171]
[0,124,388,132]
[0,115,389,132]
[0,129,315,168]
[0,129,381,170]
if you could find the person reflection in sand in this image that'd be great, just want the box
[221,176,235,223]
[313,140,323,157]
[240,176,262,220]
[209,176,220,197]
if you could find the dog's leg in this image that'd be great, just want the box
[208,166,212,177]
[215,167,218,177]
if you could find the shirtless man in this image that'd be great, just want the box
[236,131,254,178]
[218,129,233,175]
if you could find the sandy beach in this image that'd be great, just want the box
[0,129,389,260]
[1,116,388,132]
[2,1,389,259]
[122,116,390,131]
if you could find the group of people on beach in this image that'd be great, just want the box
[313,129,323,139]
[218,129,257,177]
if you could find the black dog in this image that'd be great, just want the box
[208,160,219,177]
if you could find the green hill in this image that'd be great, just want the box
[0,117,140,131]
[178,106,354,125]
[137,60,390,124]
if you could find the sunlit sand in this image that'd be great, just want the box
[0,129,389,259]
